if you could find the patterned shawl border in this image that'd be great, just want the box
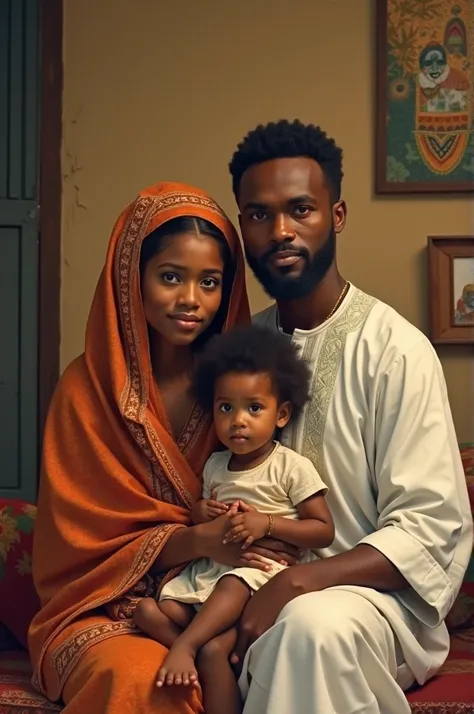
[116,194,215,508]
[51,620,138,691]
[32,522,183,695]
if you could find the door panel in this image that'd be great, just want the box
[0,0,39,502]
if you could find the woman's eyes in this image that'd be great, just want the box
[201,277,220,289]
[162,272,180,284]
[160,273,220,289]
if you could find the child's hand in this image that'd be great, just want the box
[190,494,229,524]
[232,500,257,513]
[223,510,270,549]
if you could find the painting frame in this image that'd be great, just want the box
[428,235,474,344]
[375,0,474,195]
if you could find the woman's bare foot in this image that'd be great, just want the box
[157,643,199,688]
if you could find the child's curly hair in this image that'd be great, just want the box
[193,325,311,419]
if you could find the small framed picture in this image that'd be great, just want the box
[428,235,474,344]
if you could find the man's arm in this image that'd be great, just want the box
[295,543,409,591]
[306,338,471,618]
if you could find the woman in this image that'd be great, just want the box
[29,182,297,713]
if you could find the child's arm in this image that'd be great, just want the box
[269,493,334,548]
[224,454,334,550]
[223,492,334,550]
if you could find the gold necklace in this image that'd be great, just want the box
[323,280,350,323]
[276,281,350,332]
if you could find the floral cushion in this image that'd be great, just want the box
[445,446,474,633]
[0,501,39,648]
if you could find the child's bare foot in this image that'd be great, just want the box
[157,643,199,688]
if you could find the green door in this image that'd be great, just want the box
[0,0,39,502]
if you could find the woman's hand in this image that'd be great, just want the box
[190,496,229,524]
[194,511,272,571]
[194,506,301,569]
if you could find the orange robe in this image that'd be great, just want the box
[28,182,249,712]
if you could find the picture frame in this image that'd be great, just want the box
[375,0,474,194]
[428,235,474,344]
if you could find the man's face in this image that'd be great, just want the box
[238,157,346,301]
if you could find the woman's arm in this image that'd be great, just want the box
[150,513,301,575]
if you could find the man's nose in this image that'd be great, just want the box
[271,213,296,244]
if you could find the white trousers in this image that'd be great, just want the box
[240,589,419,714]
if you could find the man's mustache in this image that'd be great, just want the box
[261,242,310,264]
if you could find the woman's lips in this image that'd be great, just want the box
[168,314,202,331]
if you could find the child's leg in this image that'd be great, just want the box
[133,597,194,649]
[197,627,242,714]
[157,575,251,687]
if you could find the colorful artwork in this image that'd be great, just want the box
[376,0,474,193]
[453,257,474,324]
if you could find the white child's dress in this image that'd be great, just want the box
[159,442,327,607]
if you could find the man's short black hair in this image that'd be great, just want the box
[229,119,343,202]
[193,324,311,419]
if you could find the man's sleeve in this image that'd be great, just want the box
[359,338,472,626]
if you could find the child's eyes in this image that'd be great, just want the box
[217,404,262,413]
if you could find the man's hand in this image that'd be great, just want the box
[190,493,229,524]
[224,510,270,549]
[231,562,321,673]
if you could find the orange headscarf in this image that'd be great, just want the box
[29,182,249,693]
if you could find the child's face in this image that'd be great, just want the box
[213,371,291,455]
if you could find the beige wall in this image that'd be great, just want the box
[61,0,474,442]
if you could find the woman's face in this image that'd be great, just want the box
[141,231,225,346]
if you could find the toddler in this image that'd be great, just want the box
[133,325,334,714]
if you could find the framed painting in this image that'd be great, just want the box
[376,0,474,194]
[428,235,474,344]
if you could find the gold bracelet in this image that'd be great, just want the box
[266,514,274,537]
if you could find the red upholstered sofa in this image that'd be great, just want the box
[0,446,473,713]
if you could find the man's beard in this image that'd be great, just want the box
[245,225,336,301]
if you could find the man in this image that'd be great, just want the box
[228,119,473,714]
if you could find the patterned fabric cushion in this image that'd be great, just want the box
[0,501,40,648]
[446,446,474,633]
[406,628,474,712]
[0,651,62,712]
